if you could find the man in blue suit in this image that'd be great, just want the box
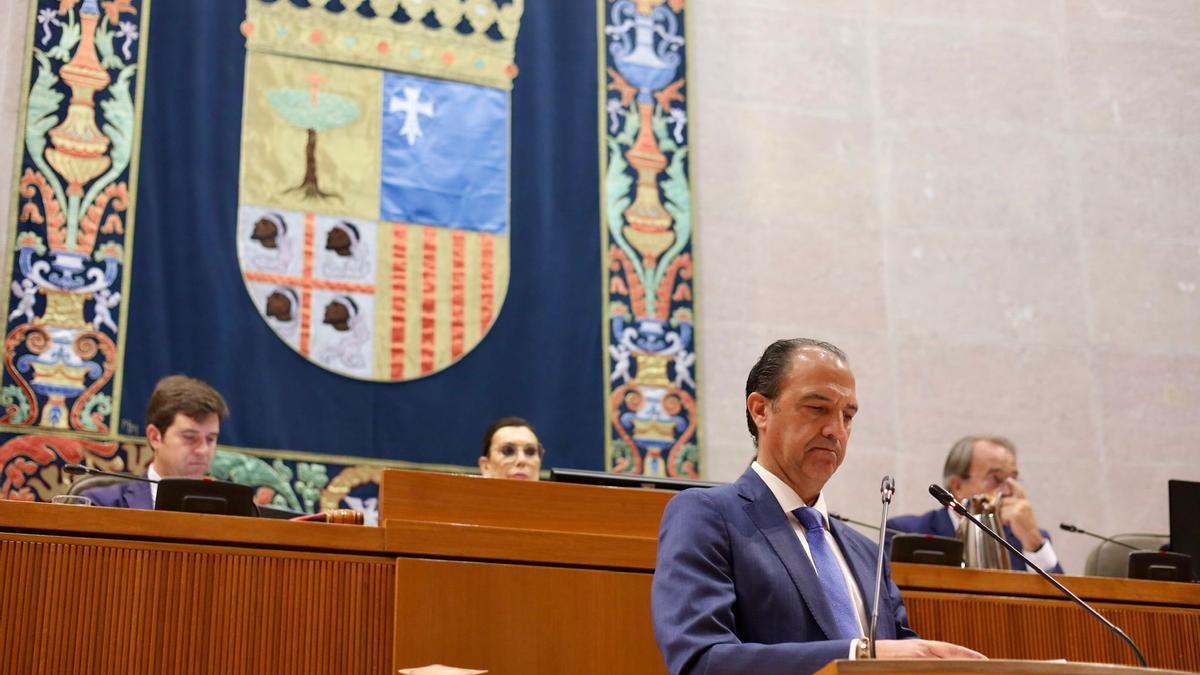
[652,339,984,675]
[81,375,228,509]
[887,436,1063,574]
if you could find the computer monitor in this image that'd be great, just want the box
[1168,479,1200,581]
[549,468,722,491]
[154,477,258,517]
[890,534,963,567]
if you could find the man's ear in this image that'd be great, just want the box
[747,392,770,435]
[146,424,163,453]
[947,475,963,499]
[478,455,490,476]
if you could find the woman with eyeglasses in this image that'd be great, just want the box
[478,416,545,481]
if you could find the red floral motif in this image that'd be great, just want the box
[0,435,120,499]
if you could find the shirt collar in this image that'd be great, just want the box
[750,461,831,526]
[147,463,161,505]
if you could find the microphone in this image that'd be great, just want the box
[828,511,906,537]
[867,475,895,658]
[1059,523,1140,551]
[929,484,1148,667]
[63,463,157,484]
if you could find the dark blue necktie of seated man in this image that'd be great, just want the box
[793,506,862,640]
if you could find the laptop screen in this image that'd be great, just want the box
[1168,479,1200,581]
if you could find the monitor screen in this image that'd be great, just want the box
[1168,478,1200,581]
[549,468,722,491]
[155,477,258,517]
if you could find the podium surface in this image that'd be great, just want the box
[816,660,1194,675]
[3,472,1199,674]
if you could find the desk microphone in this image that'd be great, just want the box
[929,484,1148,667]
[1059,523,1141,551]
[63,463,157,484]
[867,475,895,658]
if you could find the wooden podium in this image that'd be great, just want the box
[377,468,672,673]
[892,563,1200,671]
[0,470,674,675]
[2,470,1199,674]
[816,660,1193,675]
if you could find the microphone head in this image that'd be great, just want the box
[928,483,964,513]
[62,463,89,476]
[880,476,895,503]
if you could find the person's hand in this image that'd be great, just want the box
[874,639,986,660]
[999,478,1044,551]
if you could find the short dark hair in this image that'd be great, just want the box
[480,416,543,458]
[145,375,229,434]
[744,338,848,446]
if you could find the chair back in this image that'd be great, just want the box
[1084,533,1170,577]
[67,474,133,496]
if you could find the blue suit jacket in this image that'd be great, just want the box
[652,467,918,675]
[887,507,1063,574]
[80,480,153,510]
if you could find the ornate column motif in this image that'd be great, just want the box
[601,0,699,478]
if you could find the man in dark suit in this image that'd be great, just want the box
[888,435,1063,573]
[652,339,983,675]
[81,375,229,509]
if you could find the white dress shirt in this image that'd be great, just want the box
[147,463,162,507]
[751,462,868,658]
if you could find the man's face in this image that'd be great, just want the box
[148,412,220,478]
[950,440,1018,501]
[479,425,543,481]
[748,347,858,502]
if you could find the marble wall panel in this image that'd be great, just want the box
[694,102,879,231]
[1065,0,1200,45]
[1086,238,1200,353]
[1077,138,1200,242]
[872,0,1060,30]
[886,232,1089,347]
[0,1,31,268]
[882,124,1072,236]
[1094,350,1200,466]
[892,341,1099,459]
[1066,37,1200,136]
[690,3,869,117]
[876,22,1063,128]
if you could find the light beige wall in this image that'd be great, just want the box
[691,0,1200,575]
[0,1,30,268]
[1,0,1196,575]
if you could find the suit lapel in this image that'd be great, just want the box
[124,481,153,510]
[932,508,956,538]
[737,469,843,641]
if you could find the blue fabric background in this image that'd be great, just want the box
[123,1,602,468]
[379,73,508,232]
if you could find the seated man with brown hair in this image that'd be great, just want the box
[81,375,230,509]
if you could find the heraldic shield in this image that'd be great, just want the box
[237,0,523,381]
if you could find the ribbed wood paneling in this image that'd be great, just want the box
[904,591,1200,672]
[0,538,394,675]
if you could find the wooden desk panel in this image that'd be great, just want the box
[378,469,673,539]
[392,557,665,675]
[0,532,394,675]
[893,564,1200,672]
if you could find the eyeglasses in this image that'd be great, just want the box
[494,443,544,458]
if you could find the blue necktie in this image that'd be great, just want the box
[793,506,861,640]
